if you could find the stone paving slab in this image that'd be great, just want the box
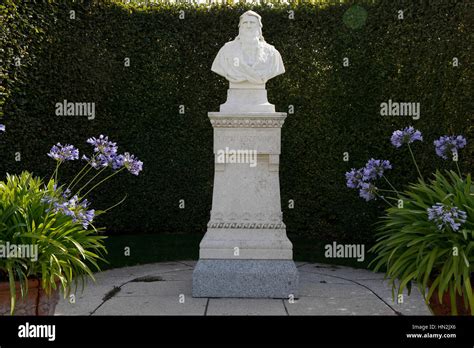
[297,263,387,280]
[207,299,287,316]
[117,280,193,297]
[54,280,119,315]
[298,281,373,298]
[356,279,432,315]
[93,262,194,280]
[55,295,104,316]
[178,260,198,267]
[94,295,208,315]
[54,261,432,316]
[298,270,353,285]
[158,270,194,281]
[285,296,395,316]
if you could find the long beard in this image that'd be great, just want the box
[239,30,260,47]
[238,29,264,64]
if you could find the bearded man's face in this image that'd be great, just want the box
[239,15,260,42]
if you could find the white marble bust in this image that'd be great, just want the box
[211,10,285,86]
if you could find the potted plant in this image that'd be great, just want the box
[346,127,473,315]
[0,134,143,315]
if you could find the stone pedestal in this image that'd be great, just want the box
[192,92,299,298]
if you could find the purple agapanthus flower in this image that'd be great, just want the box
[111,154,125,170]
[41,195,56,206]
[434,135,467,160]
[79,198,91,209]
[123,152,143,176]
[362,159,392,181]
[346,159,391,191]
[391,126,423,148]
[87,135,118,156]
[62,188,72,199]
[0,124,5,132]
[43,187,71,205]
[427,203,467,232]
[76,209,95,229]
[47,143,79,162]
[83,153,114,169]
[345,168,365,189]
[42,189,95,229]
[84,135,121,169]
[55,195,95,229]
[359,182,377,201]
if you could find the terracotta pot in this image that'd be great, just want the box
[0,278,60,316]
[427,278,473,316]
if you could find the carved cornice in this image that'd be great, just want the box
[208,112,287,128]
[208,211,285,229]
[209,118,285,128]
[207,221,286,229]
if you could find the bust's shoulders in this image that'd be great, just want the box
[261,42,279,55]
[262,42,275,49]
[217,40,239,53]
[223,40,239,48]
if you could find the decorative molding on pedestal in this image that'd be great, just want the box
[208,113,286,128]
[207,221,286,229]
[208,211,285,229]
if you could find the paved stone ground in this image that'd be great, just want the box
[54,261,432,316]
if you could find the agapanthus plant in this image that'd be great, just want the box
[369,170,473,315]
[0,135,143,314]
[345,127,472,315]
[0,172,107,315]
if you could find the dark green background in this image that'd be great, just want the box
[1,0,473,246]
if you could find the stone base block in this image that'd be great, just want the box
[192,259,299,298]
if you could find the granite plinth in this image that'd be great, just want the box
[192,259,299,298]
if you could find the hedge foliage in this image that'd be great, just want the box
[1,0,473,244]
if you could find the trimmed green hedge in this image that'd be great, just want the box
[1,0,473,244]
